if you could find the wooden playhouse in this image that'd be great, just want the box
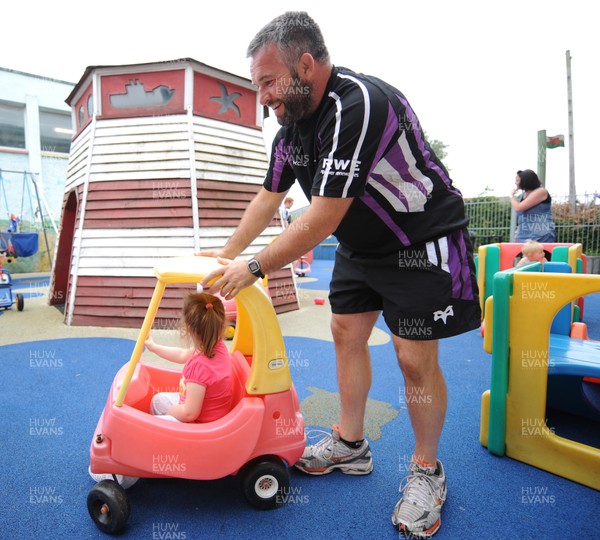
[50,58,298,328]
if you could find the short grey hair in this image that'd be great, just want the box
[247,11,330,68]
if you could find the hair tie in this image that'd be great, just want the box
[205,303,213,310]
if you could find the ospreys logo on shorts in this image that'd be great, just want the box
[433,305,454,324]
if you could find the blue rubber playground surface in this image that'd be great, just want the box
[1,263,599,539]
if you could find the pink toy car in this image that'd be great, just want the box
[87,256,305,534]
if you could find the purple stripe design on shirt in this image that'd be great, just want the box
[365,103,399,180]
[396,94,461,196]
[378,140,430,199]
[270,138,288,192]
[369,172,410,211]
[366,102,430,212]
[362,191,411,245]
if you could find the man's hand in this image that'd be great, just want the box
[201,257,258,300]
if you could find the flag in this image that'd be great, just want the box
[546,135,565,148]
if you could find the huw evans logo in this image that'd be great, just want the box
[521,486,556,505]
[29,349,63,368]
[29,417,63,436]
[152,522,186,539]
[152,454,187,473]
[29,486,63,504]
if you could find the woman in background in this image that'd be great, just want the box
[510,169,556,242]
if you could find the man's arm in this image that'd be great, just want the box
[202,187,287,259]
[257,195,352,274]
[201,195,353,298]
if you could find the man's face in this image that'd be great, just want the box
[250,44,314,126]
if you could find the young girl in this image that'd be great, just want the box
[146,292,233,423]
[89,293,232,487]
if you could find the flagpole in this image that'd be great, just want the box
[566,50,576,210]
[537,129,546,187]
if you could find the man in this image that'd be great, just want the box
[201,11,480,538]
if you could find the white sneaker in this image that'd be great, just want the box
[88,466,139,489]
[391,460,447,538]
[294,425,373,475]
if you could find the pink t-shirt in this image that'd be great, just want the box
[178,340,232,423]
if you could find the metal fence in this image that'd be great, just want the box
[465,193,600,255]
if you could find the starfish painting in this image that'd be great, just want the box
[209,81,242,117]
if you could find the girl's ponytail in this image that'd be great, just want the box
[182,292,226,357]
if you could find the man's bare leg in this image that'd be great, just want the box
[393,336,446,465]
[331,311,380,442]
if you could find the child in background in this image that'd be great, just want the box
[146,292,233,423]
[516,240,548,267]
[279,196,294,229]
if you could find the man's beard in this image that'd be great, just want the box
[276,75,314,126]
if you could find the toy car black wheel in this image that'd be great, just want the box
[240,459,289,510]
[87,480,130,534]
[16,293,24,311]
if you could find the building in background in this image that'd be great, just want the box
[50,58,298,328]
[0,68,73,271]
[0,67,73,226]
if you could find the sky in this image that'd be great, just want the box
[2,0,598,207]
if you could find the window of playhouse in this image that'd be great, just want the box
[39,109,72,154]
[545,292,600,450]
[0,102,26,149]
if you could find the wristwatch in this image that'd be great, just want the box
[247,258,265,279]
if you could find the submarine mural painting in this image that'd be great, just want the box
[109,80,176,108]
[100,69,186,119]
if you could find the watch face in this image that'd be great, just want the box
[249,259,260,273]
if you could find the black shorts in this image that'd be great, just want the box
[329,228,481,340]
